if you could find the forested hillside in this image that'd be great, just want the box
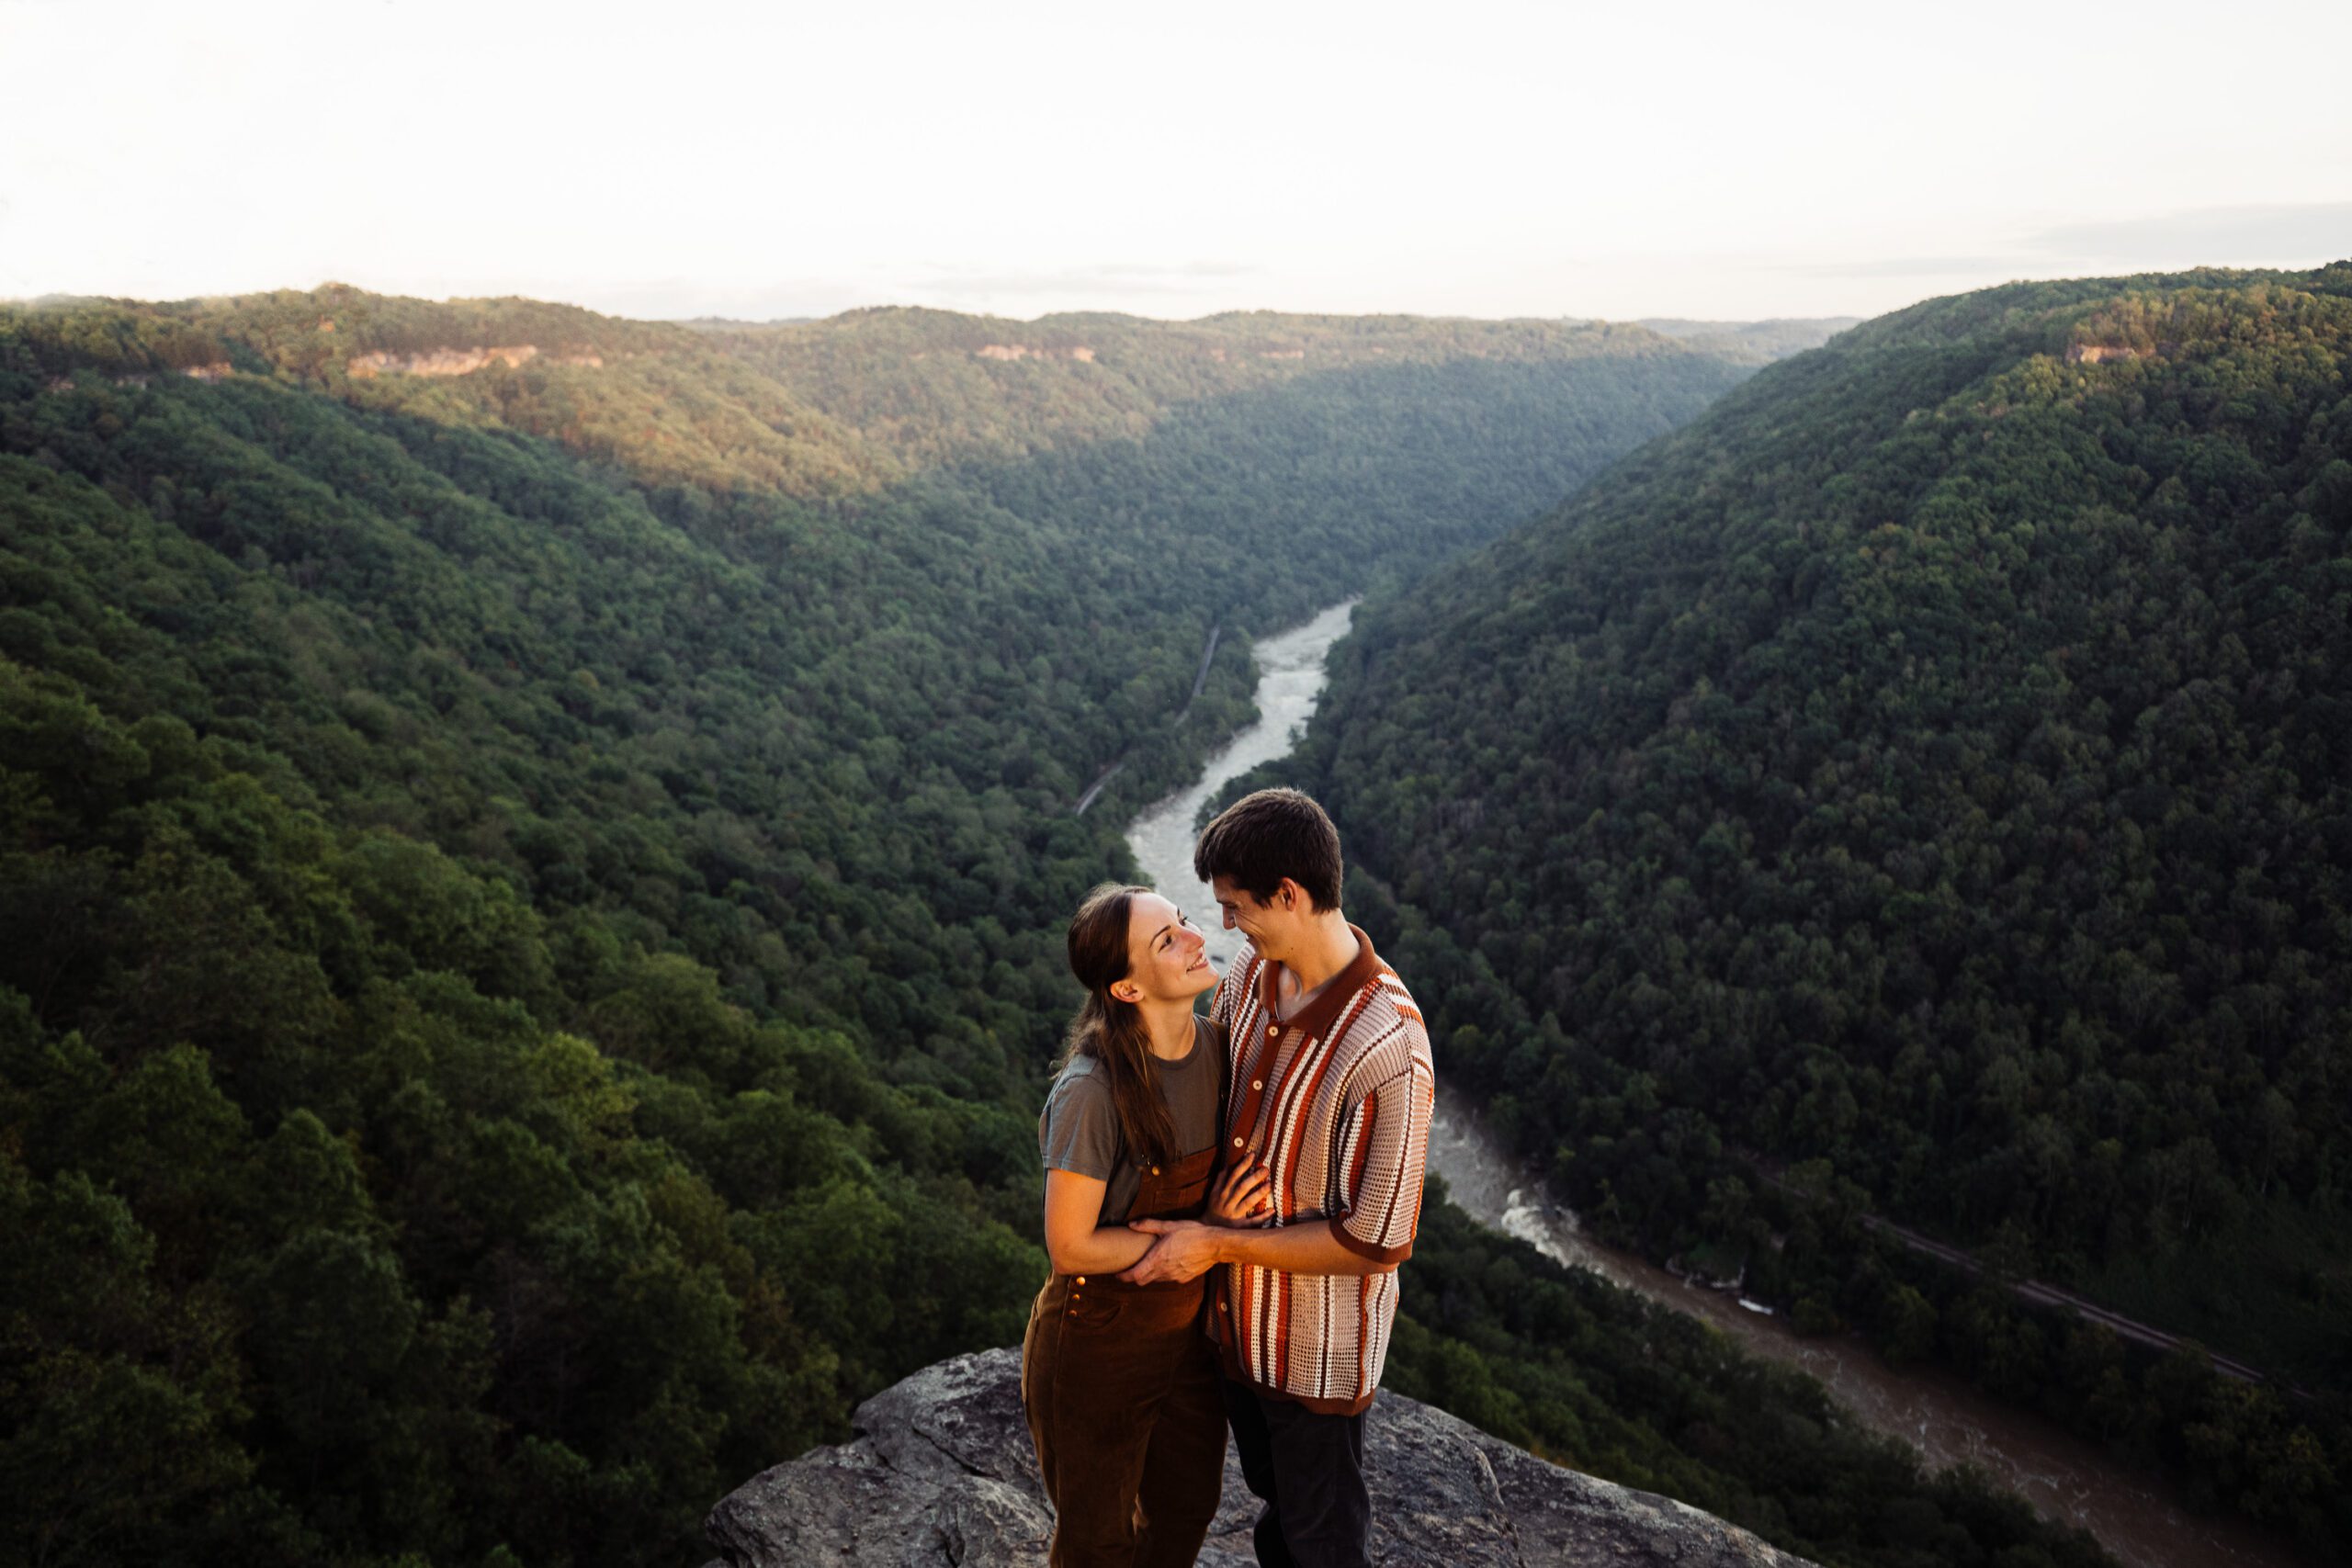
[0,286,1770,1566]
[1289,264,2352,1555]
[713,308,1757,608]
[1638,316,1865,365]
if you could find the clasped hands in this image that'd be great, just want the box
[1119,1158,1272,1285]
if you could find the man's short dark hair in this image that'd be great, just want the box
[1193,788,1343,911]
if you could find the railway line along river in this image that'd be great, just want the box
[1120,599,2309,1568]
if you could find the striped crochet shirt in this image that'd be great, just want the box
[1206,923,1435,1414]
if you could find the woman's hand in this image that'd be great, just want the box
[1205,1159,1273,1227]
[1122,1219,1224,1283]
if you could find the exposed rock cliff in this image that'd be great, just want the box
[345,344,606,377]
[974,343,1096,362]
[705,1348,1815,1567]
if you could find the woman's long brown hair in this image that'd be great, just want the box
[1061,882,1180,1169]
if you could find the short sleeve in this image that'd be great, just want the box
[1333,1057,1434,1265]
[1039,1066,1122,1180]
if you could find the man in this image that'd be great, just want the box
[1119,787,1434,1568]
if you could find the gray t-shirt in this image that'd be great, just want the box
[1039,1015,1222,1225]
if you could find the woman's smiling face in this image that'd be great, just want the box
[1116,891,1218,1005]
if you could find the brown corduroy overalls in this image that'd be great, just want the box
[1021,1144,1227,1567]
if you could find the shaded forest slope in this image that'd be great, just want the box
[714,306,1778,610]
[1288,263,2352,1552]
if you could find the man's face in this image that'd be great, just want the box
[1209,874,1304,961]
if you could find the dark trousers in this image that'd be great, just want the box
[1023,1272,1226,1568]
[1221,1375,1370,1568]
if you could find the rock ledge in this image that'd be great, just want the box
[706,1348,1815,1567]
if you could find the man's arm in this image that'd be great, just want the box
[1048,1159,1274,1277]
[1118,1215,1394,1284]
[1123,1056,1435,1286]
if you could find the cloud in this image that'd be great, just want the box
[898,260,1262,299]
[1780,254,2013,278]
[541,262,1271,323]
[561,278,882,323]
[2023,202,2352,264]
[1764,203,2351,290]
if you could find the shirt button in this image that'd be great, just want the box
[1150,1167,1160,1175]
[1075,1277,1086,1284]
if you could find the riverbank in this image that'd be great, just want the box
[1430,1087,2307,1568]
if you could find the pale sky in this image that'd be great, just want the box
[5,0,2349,324]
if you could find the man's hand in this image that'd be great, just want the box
[1118,1218,1225,1284]
[1205,1160,1272,1226]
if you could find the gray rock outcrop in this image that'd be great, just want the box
[706,1348,1815,1567]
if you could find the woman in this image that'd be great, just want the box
[1022,883,1271,1567]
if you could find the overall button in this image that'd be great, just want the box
[1075,1277,1086,1285]
[1232,1137,1244,1148]
[1250,1079,1263,1090]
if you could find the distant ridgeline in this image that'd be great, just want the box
[0,286,1793,1566]
[1282,264,2352,1555]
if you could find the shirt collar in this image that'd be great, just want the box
[1256,922,1383,1044]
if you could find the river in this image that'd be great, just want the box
[1120,600,2310,1568]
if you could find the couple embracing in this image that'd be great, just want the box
[1022,788,1436,1567]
